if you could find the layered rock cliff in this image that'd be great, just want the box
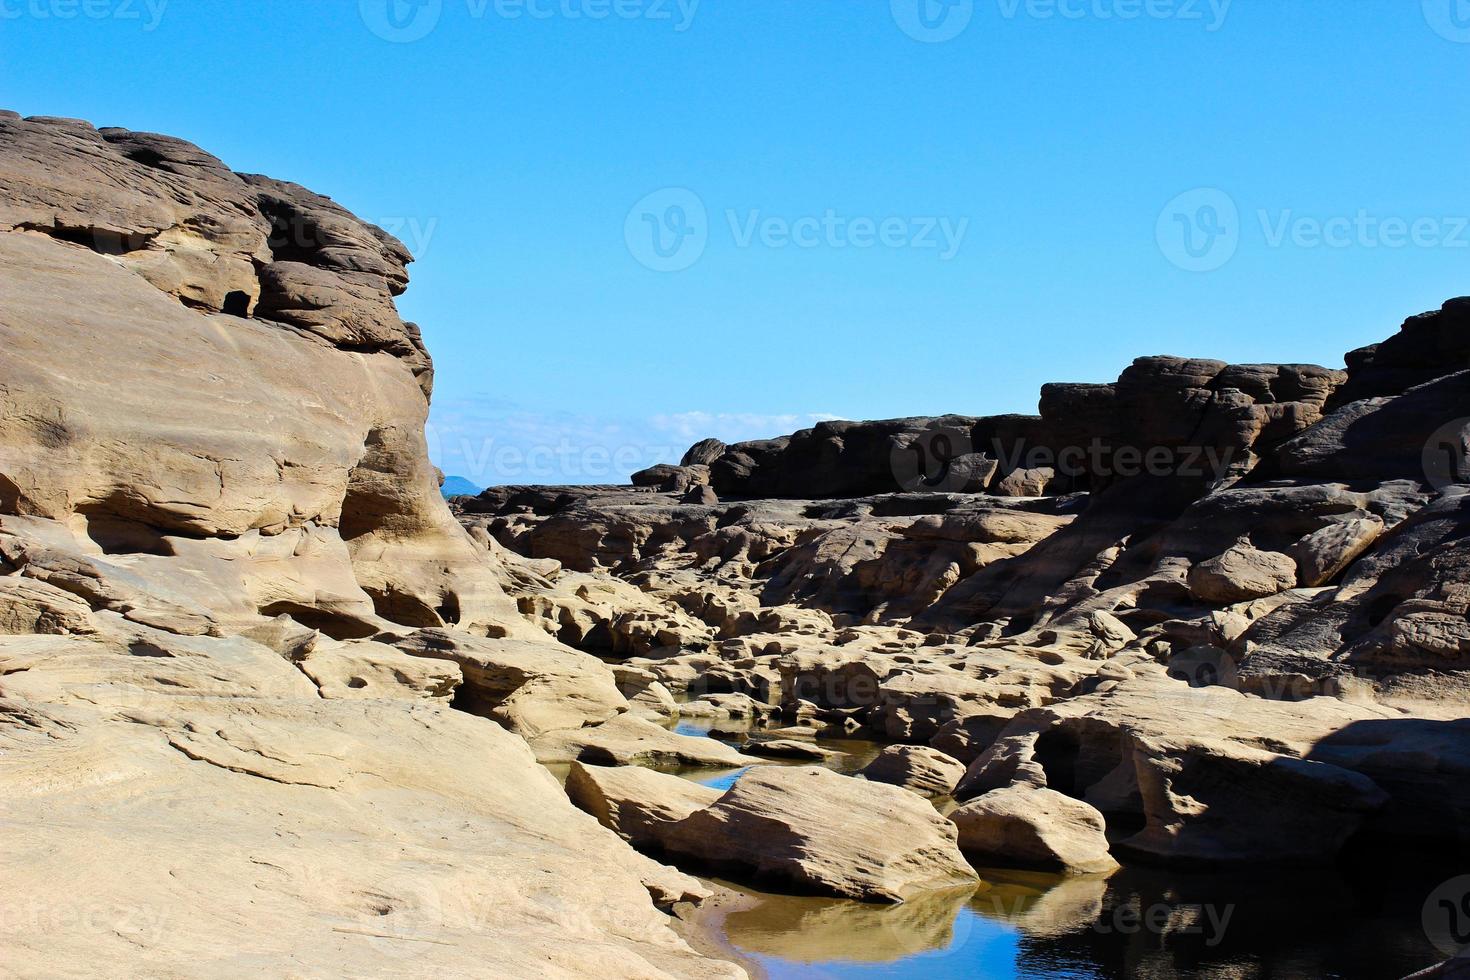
[0,113,741,979]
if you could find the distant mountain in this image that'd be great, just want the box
[440,475,484,499]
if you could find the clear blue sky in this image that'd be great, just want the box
[6,1,1469,483]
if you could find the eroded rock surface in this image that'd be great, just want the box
[460,294,1470,879]
[0,113,741,979]
[659,766,979,902]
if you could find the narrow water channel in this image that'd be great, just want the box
[666,716,1454,980]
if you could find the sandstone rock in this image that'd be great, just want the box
[532,714,748,769]
[1287,517,1384,587]
[660,766,978,902]
[679,692,771,720]
[0,115,738,978]
[682,438,728,467]
[565,761,721,849]
[739,738,842,761]
[860,745,967,798]
[0,575,97,635]
[682,484,719,506]
[296,638,462,701]
[1187,541,1298,604]
[383,628,626,738]
[949,785,1119,874]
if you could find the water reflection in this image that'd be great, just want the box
[723,883,981,962]
[712,852,1453,979]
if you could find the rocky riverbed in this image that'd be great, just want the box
[2,111,1468,978]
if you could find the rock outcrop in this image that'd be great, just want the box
[0,113,742,979]
[460,292,1470,881]
[949,785,1119,875]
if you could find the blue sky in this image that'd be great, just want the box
[5,1,1469,483]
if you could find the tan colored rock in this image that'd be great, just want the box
[739,738,842,761]
[1187,541,1298,604]
[384,628,626,737]
[0,575,97,635]
[679,692,770,720]
[0,115,743,978]
[296,638,462,701]
[533,714,748,769]
[660,766,978,902]
[949,785,1119,874]
[565,761,721,849]
[1287,517,1385,587]
[860,745,966,798]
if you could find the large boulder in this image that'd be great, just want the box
[659,766,978,902]
[1187,541,1298,604]
[949,785,1119,875]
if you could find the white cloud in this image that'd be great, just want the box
[427,399,843,486]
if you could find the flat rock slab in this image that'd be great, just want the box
[533,714,749,769]
[739,739,843,761]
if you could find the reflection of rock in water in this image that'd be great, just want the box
[722,884,978,962]
[969,869,1110,939]
[1004,859,1450,980]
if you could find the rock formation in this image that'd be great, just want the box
[0,113,742,978]
[6,109,1470,978]
[461,292,1470,884]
